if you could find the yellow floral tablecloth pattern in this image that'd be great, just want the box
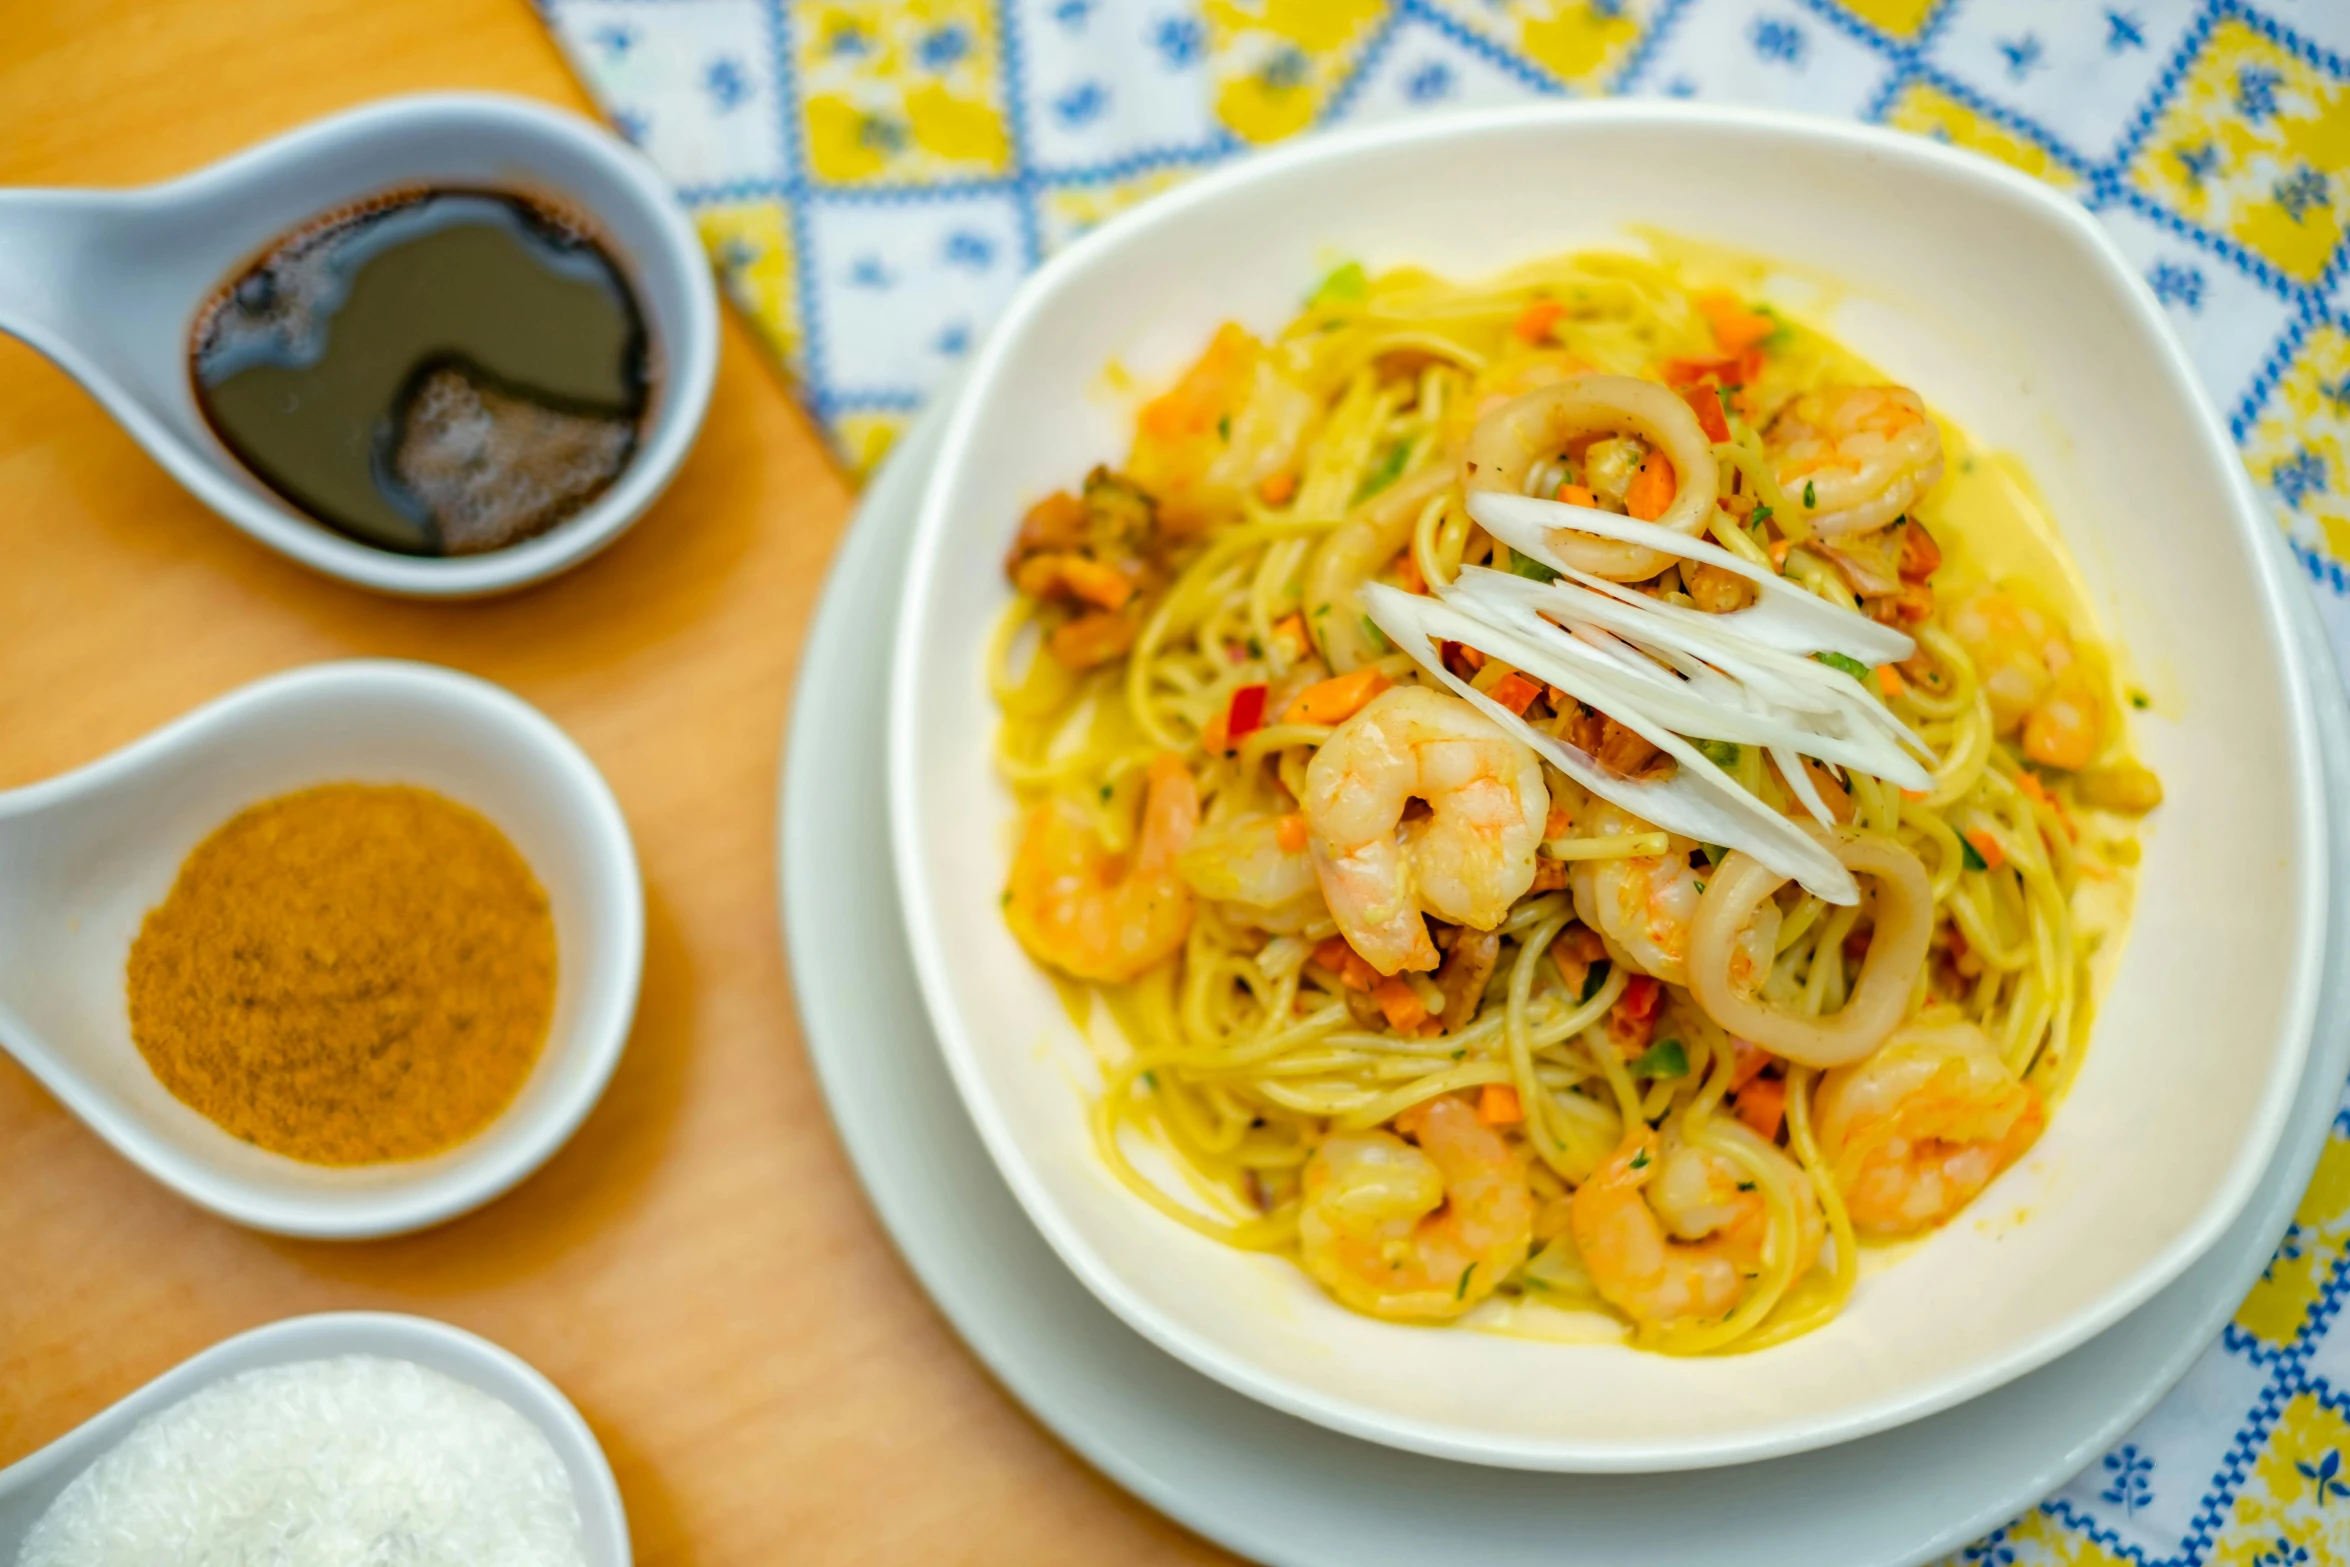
[537,2,2350,1561]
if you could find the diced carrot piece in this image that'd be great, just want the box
[1271,611,1309,657]
[1313,936,1381,992]
[1514,298,1564,343]
[1554,482,1599,507]
[1768,538,1792,569]
[1057,556,1135,611]
[1394,551,1427,595]
[1618,973,1660,1021]
[1695,290,1775,355]
[1488,670,1543,716]
[1875,664,1905,699]
[1625,454,1677,523]
[1730,1042,1778,1091]
[1678,382,1731,442]
[1735,1076,1787,1140]
[1275,812,1309,853]
[1258,469,1298,506]
[1439,640,1487,676]
[1282,665,1391,726]
[1964,828,2007,872]
[1479,1083,1524,1126]
[2014,771,2049,806]
[1201,708,1230,754]
[1900,787,1928,802]
[1372,976,1429,1032]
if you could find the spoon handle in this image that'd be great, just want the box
[0,189,117,355]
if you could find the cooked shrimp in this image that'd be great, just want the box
[1005,754,1200,983]
[1813,1017,2044,1235]
[1302,685,1548,975]
[1572,1123,1825,1334]
[1177,811,1326,932]
[1462,375,1721,581]
[1569,804,1779,988]
[1767,385,1944,538]
[1945,585,2104,768]
[1298,1093,1532,1321]
[1128,323,1321,529]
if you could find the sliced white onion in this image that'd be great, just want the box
[1469,491,1916,666]
[1363,585,1859,904]
[1447,568,1935,792]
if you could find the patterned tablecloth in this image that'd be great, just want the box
[535,2,2350,1560]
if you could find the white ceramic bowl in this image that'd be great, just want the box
[0,93,719,597]
[0,1312,631,1562]
[888,104,2327,1471]
[0,660,643,1237]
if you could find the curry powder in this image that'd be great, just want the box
[126,783,557,1165]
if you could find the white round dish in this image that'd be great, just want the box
[887,103,2328,1470]
[0,93,718,597]
[0,1311,631,1564]
[0,659,644,1237]
[792,387,2350,1565]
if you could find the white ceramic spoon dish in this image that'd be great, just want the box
[0,660,643,1237]
[0,92,717,597]
[784,386,2350,1567]
[886,102,2328,1470]
[0,1312,631,1564]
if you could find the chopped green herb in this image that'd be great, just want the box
[1629,1147,1651,1170]
[1246,637,1264,657]
[1309,260,1367,307]
[1099,784,1113,802]
[1451,1048,1465,1061]
[1694,737,1741,768]
[1736,1180,1758,1192]
[1693,881,1706,894]
[1216,413,1231,442]
[1313,602,1331,618]
[1755,304,1792,350]
[2129,690,2151,710]
[1700,843,1727,865]
[1456,1262,1477,1299]
[1361,614,1393,654]
[1352,439,1412,503]
[1803,479,1818,509]
[1141,1070,1158,1090]
[1506,548,1561,583]
[1814,651,1870,681]
[1747,501,1773,529]
[1632,1039,1689,1078]
[1716,384,1738,421]
[1961,837,1989,872]
[1579,958,1611,1004]
[999,889,1011,907]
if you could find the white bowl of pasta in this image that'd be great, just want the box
[885,103,2327,1471]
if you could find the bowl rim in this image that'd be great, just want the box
[0,659,646,1238]
[887,99,2330,1470]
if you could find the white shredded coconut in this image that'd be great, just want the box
[18,1354,589,1567]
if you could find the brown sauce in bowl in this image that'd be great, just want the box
[192,189,651,557]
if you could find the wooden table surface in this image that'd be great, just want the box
[0,4,1228,1561]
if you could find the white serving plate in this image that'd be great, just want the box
[887,104,2327,1470]
[792,390,2350,1564]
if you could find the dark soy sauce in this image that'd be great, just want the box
[192,190,651,556]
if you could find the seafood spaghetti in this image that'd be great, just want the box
[989,245,2161,1354]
